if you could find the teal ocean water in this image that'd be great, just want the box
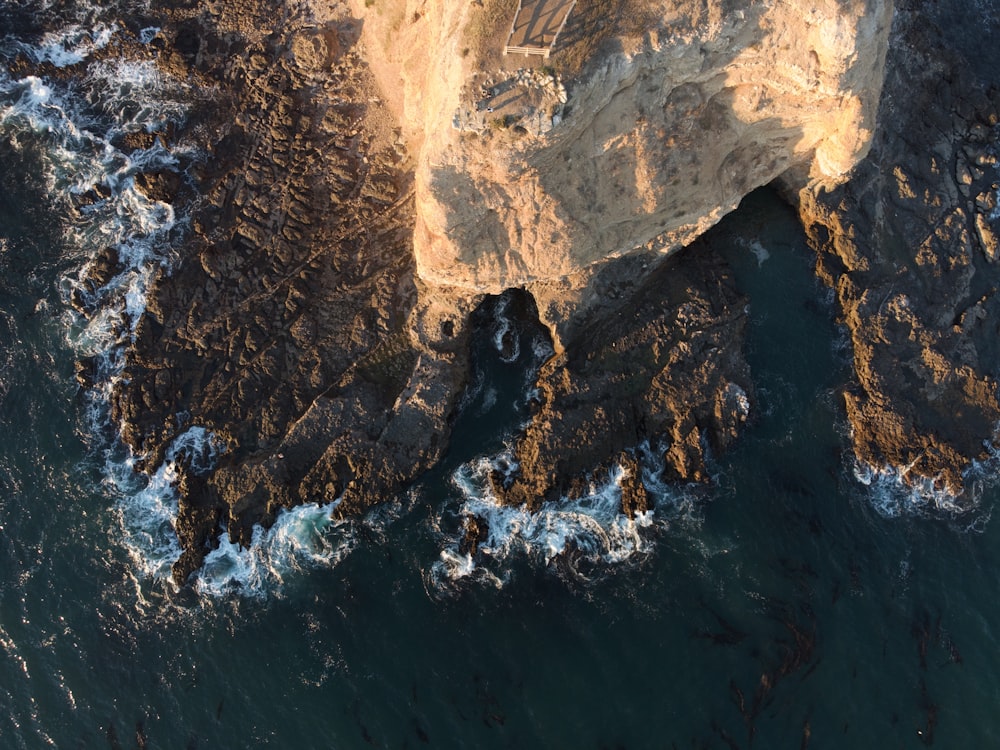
[3,4,1000,748]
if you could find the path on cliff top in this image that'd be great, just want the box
[507,0,575,51]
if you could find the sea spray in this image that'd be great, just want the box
[16,23,116,68]
[852,433,1000,523]
[193,502,355,598]
[0,22,205,586]
[107,426,227,581]
[16,27,367,594]
[429,445,702,591]
[490,292,520,364]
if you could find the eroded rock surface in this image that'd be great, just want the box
[353,0,892,301]
[795,0,1000,497]
[494,244,751,513]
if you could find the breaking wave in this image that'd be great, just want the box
[428,443,701,592]
[7,16,365,599]
[852,436,1000,527]
[193,502,355,598]
[106,427,227,581]
[15,23,116,68]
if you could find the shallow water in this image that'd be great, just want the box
[3,5,1000,749]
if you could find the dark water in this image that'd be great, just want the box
[3,5,1000,749]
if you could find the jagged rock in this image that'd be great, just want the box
[100,0,466,583]
[133,171,182,204]
[494,243,751,512]
[794,1,1000,497]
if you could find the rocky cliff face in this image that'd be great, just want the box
[334,0,891,530]
[353,0,893,328]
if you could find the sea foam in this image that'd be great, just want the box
[107,427,227,581]
[193,502,354,598]
[0,30,198,587]
[18,24,116,68]
[853,433,1000,525]
[429,444,700,591]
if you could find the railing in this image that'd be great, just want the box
[550,0,576,51]
[503,0,524,54]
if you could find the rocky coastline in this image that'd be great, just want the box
[53,0,1000,581]
[794,0,1000,500]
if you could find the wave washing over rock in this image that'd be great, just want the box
[0,6,212,583]
[795,0,1000,509]
[430,441,703,592]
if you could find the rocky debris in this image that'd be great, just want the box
[795,1,1000,498]
[453,68,568,136]
[494,243,751,512]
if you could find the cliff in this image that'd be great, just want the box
[794,0,1000,501]
[350,0,892,345]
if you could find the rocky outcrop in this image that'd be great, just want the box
[493,241,751,513]
[794,0,1000,498]
[118,0,900,582]
[106,0,468,583]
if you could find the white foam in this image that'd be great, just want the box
[106,424,358,598]
[853,460,964,518]
[107,427,228,581]
[851,434,1000,521]
[747,239,771,266]
[480,385,498,413]
[491,294,520,363]
[138,27,161,45]
[736,237,770,266]
[21,24,116,68]
[193,502,354,598]
[429,450,669,590]
[86,59,189,135]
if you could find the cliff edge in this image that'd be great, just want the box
[351,0,892,346]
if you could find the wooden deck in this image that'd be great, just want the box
[504,0,576,57]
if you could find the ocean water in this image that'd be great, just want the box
[3,4,1000,749]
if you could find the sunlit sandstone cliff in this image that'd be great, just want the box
[349,0,893,343]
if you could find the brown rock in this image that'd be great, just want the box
[494,243,751,513]
[794,3,1000,499]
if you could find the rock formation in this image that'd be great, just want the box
[794,0,1000,500]
[104,0,470,583]
[491,241,752,515]
[352,0,892,342]
[65,0,959,582]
